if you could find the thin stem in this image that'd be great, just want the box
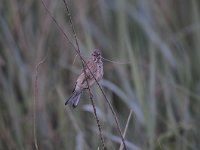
[62,0,80,52]
[102,57,130,65]
[119,109,132,150]
[62,1,106,149]
[33,56,47,150]
[87,86,107,150]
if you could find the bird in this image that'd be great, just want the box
[65,49,103,108]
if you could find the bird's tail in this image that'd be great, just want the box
[65,90,82,108]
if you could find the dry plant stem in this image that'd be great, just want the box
[119,109,132,150]
[40,0,127,149]
[33,57,47,150]
[62,1,106,149]
[62,1,127,149]
[40,0,76,50]
[87,86,107,150]
[62,0,80,51]
[72,54,78,65]
[102,57,130,65]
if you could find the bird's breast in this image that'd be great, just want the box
[96,63,103,81]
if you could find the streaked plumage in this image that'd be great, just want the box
[65,49,103,108]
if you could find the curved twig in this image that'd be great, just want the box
[33,56,47,150]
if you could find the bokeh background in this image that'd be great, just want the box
[1,0,200,149]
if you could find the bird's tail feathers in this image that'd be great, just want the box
[65,90,82,108]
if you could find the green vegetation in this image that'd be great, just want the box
[0,0,200,149]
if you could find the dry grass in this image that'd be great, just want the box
[0,0,200,149]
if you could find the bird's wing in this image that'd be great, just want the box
[81,60,97,76]
[72,82,77,92]
[78,60,97,84]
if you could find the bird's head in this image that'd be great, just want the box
[91,49,102,62]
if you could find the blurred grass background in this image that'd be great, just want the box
[0,0,200,149]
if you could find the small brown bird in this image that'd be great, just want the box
[65,49,103,108]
